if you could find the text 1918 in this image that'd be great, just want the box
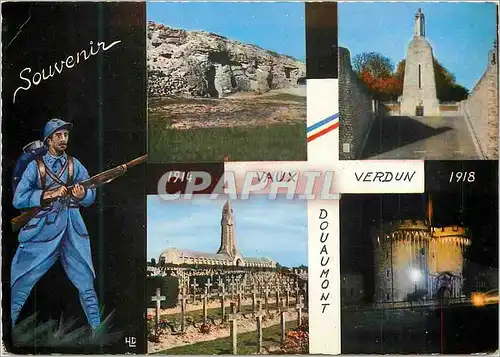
[449,171,475,183]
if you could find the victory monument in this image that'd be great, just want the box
[400,8,440,116]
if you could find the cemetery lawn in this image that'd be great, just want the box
[161,302,285,321]
[153,321,298,354]
[148,96,307,163]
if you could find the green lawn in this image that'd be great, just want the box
[161,301,289,322]
[148,119,307,163]
[154,320,299,355]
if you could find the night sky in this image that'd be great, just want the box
[341,161,498,302]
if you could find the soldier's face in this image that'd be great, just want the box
[48,129,69,153]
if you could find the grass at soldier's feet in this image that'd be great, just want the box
[11,311,123,348]
[148,121,307,163]
[161,302,289,321]
[154,320,299,354]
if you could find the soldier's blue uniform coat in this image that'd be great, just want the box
[11,151,101,328]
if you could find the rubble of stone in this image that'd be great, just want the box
[148,21,306,98]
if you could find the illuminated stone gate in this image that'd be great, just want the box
[373,220,470,303]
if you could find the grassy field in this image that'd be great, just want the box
[149,120,306,163]
[148,95,307,163]
[153,320,299,354]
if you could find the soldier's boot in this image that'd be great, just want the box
[79,289,101,330]
[11,289,30,327]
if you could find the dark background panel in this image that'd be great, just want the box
[340,162,499,354]
[425,160,498,195]
[2,2,146,353]
[147,163,225,195]
[305,2,338,79]
[341,161,498,301]
[424,160,499,268]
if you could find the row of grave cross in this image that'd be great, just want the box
[150,286,306,354]
[217,296,306,354]
[184,276,307,306]
[177,271,299,288]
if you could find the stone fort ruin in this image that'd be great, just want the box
[147,21,306,98]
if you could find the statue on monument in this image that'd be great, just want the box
[414,8,425,37]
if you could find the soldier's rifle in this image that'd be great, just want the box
[11,154,147,232]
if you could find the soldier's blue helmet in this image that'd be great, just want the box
[43,118,73,143]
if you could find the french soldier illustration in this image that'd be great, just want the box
[11,118,101,329]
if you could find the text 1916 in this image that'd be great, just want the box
[449,171,475,183]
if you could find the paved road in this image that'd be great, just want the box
[360,116,481,160]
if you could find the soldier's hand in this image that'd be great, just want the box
[71,184,85,200]
[42,186,68,202]
[57,186,68,198]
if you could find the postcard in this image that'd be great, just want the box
[1,1,498,355]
